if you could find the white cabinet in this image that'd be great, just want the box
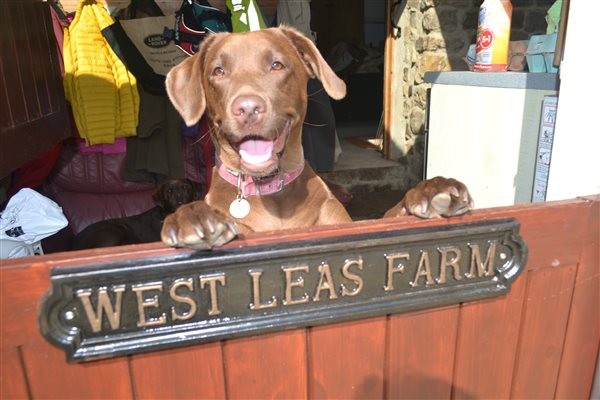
[424,72,559,208]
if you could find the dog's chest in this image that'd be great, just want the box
[227,194,319,231]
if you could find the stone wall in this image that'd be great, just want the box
[394,0,556,161]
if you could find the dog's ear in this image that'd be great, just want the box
[278,26,346,100]
[166,34,220,126]
[166,55,206,126]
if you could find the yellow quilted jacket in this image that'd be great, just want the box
[63,0,139,145]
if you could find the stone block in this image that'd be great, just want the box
[422,8,440,31]
[413,85,429,109]
[421,53,450,72]
[416,33,447,52]
[421,0,436,11]
[409,107,426,135]
[437,7,459,33]
[445,33,468,53]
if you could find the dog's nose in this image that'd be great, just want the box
[231,95,266,126]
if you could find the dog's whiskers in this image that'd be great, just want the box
[191,126,217,146]
[307,87,326,97]
[303,121,329,127]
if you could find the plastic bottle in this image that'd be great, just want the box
[474,0,513,71]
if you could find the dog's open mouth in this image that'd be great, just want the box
[236,121,290,174]
[239,138,275,165]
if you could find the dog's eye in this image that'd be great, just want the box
[270,61,285,71]
[212,66,225,77]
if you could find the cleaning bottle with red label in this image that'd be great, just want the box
[475,0,513,71]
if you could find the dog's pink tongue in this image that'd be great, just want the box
[239,139,274,165]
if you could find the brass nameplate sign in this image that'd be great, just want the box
[40,218,527,362]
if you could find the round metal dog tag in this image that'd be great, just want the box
[229,198,250,219]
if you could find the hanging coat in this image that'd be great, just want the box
[63,0,140,145]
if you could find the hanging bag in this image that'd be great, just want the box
[166,0,232,56]
[101,0,187,94]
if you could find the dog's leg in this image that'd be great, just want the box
[384,177,473,219]
[161,201,238,249]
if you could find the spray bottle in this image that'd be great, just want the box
[475,0,513,71]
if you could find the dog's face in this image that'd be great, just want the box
[166,27,346,177]
[153,179,202,213]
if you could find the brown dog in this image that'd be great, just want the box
[72,179,202,250]
[162,27,472,249]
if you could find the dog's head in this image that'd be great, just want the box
[166,26,346,177]
[153,179,203,213]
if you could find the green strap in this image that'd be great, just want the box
[226,0,267,32]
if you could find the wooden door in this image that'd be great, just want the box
[1,196,598,398]
[0,0,70,178]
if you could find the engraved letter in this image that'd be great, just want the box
[200,273,226,316]
[249,270,278,310]
[170,278,197,321]
[282,265,309,306]
[437,246,462,284]
[411,251,434,287]
[384,252,409,291]
[313,263,338,302]
[467,241,497,278]
[132,282,167,328]
[341,257,364,297]
[77,285,125,333]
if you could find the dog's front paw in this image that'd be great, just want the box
[161,201,238,249]
[384,177,473,219]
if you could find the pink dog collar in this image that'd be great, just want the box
[216,157,305,197]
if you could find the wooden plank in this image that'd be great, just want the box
[0,1,69,176]
[237,198,595,271]
[309,317,386,399]
[30,1,52,116]
[1,0,27,127]
[130,342,226,399]
[383,0,394,159]
[386,306,459,399]
[22,341,132,399]
[0,264,52,348]
[0,348,30,399]
[510,264,578,398]
[0,3,11,130]
[1,198,595,271]
[223,330,307,399]
[555,200,600,398]
[513,201,589,270]
[11,2,38,121]
[452,276,527,398]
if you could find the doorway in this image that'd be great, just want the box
[309,0,402,219]
[311,0,389,171]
